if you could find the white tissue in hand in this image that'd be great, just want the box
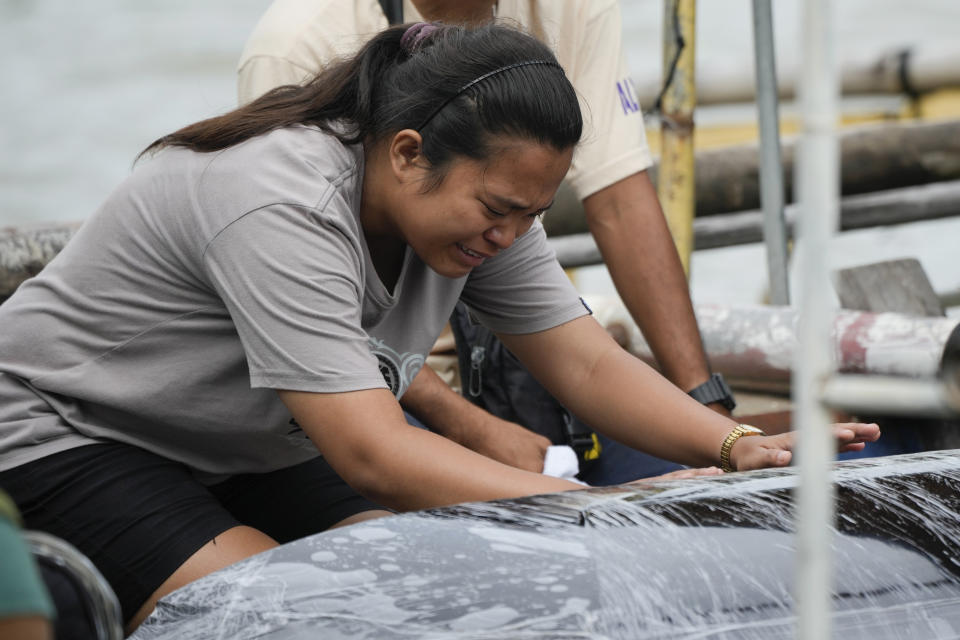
[542,445,588,485]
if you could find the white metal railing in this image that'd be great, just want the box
[822,374,960,418]
[794,0,838,637]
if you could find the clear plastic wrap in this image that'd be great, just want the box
[132,451,960,639]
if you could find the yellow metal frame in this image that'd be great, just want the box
[657,0,697,276]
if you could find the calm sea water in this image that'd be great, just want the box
[1,0,958,308]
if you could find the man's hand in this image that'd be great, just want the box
[451,414,550,473]
[401,365,550,472]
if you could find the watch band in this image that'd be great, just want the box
[687,373,736,411]
[720,424,765,472]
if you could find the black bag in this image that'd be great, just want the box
[449,302,601,471]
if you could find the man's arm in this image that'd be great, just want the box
[400,365,550,473]
[582,170,732,417]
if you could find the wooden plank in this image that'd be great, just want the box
[834,258,944,317]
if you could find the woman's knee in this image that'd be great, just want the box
[329,509,394,529]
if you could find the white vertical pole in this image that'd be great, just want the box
[794,0,839,638]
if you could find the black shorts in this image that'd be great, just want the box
[0,442,384,624]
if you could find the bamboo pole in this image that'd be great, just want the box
[549,179,960,267]
[657,0,697,275]
[543,119,960,237]
[631,46,960,107]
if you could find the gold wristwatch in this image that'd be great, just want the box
[720,424,765,472]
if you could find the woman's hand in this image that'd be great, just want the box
[730,422,881,471]
[628,466,725,484]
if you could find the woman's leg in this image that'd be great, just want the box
[128,459,392,631]
[125,525,277,634]
[0,443,247,629]
[1,444,392,634]
[329,509,394,528]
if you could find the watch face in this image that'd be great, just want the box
[741,425,764,435]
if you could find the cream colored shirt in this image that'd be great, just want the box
[237,0,652,200]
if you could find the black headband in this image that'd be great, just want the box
[417,60,561,130]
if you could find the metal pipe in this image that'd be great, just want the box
[657,0,697,275]
[794,0,839,637]
[822,374,960,418]
[751,0,790,305]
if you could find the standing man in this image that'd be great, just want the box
[237,0,735,482]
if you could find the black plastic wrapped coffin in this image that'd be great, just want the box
[131,451,960,639]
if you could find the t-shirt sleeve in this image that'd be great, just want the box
[565,1,654,200]
[236,4,387,106]
[202,202,387,394]
[459,222,590,335]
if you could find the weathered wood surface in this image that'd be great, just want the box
[0,223,81,302]
[551,179,960,267]
[834,258,945,318]
[543,119,960,237]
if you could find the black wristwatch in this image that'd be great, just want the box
[687,373,736,411]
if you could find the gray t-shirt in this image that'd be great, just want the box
[0,126,587,476]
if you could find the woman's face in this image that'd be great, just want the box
[394,138,573,279]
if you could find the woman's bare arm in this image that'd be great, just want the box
[278,388,581,512]
[498,316,880,470]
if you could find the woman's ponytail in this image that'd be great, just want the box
[140,22,582,183]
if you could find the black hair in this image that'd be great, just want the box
[140,22,582,185]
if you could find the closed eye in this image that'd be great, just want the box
[482,202,506,218]
[530,205,553,220]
